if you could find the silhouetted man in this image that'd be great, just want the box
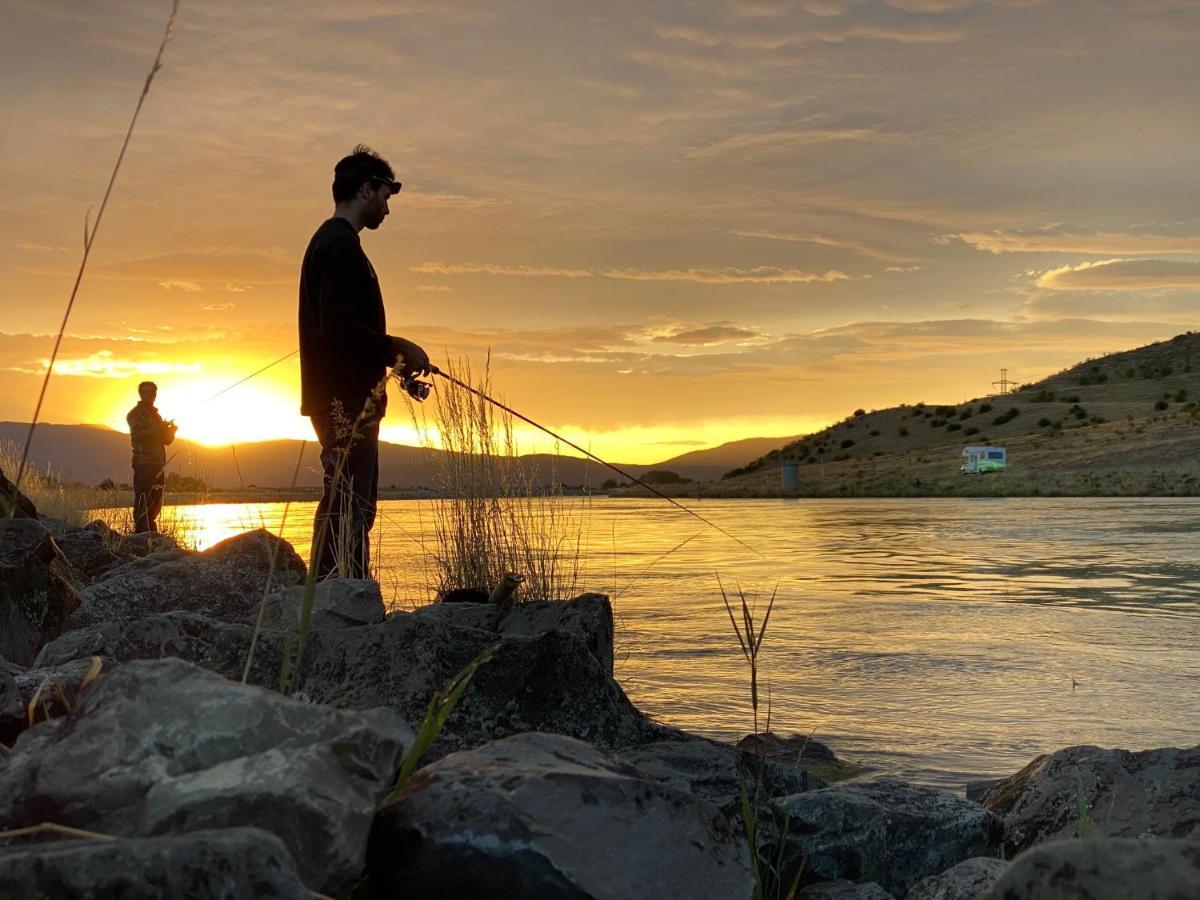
[126,380,176,533]
[299,145,430,579]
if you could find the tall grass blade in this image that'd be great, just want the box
[10,0,183,506]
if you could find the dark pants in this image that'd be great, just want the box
[132,464,164,534]
[310,410,380,580]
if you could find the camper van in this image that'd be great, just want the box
[961,445,1006,474]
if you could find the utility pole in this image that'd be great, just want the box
[992,368,1013,395]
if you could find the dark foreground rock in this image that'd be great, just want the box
[0,655,98,745]
[798,881,895,899]
[0,466,38,517]
[252,577,385,630]
[51,525,122,578]
[773,779,1004,897]
[906,857,1007,900]
[0,517,79,664]
[366,731,753,900]
[982,837,1200,900]
[981,743,1200,856]
[68,528,305,629]
[0,658,412,895]
[0,827,311,899]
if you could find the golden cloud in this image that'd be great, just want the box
[954,228,1200,255]
[1035,259,1200,291]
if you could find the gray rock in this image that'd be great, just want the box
[52,526,122,578]
[906,857,1006,900]
[800,881,895,899]
[0,657,412,894]
[116,530,182,557]
[982,837,1200,900]
[300,612,657,758]
[367,731,754,900]
[497,593,615,675]
[252,577,385,630]
[773,779,1005,897]
[966,779,1003,803]
[981,744,1200,856]
[0,466,38,517]
[0,655,99,745]
[0,827,311,899]
[32,621,121,667]
[0,517,79,664]
[69,528,305,629]
[617,732,826,811]
[409,593,616,675]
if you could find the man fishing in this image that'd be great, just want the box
[298,145,430,579]
[126,380,176,533]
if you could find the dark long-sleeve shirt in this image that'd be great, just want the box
[126,401,175,468]
[298,217,397,417]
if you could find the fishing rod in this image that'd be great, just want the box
[400,365,765,559]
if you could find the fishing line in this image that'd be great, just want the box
[420,366,765,559]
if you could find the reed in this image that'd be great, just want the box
[410,356,585,603]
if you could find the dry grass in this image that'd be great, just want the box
[408,356,585,602]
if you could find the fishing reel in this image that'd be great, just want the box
[400,373,433,402]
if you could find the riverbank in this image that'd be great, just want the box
[3,474,1199,896]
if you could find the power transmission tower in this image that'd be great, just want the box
[992,368,1013,395]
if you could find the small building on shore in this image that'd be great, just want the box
[961,445,1006,474]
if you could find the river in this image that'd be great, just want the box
[162,496,1200,792]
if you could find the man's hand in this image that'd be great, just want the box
[391,336,431,376]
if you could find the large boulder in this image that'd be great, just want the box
[798,882,895,899]
[0,517,79,664]
[616,732,826,813]
[252,577,386,631]
[737,731,864,782]
[0,655,99,745]
[38,596,653,762]
[982,837,1200,900]
[51,525,122,578]
[298,612,657,758]
[0,827,311,899]
[773,780,1004,897]
[981,744,1200,856]
[68,528,305,629]
[0,658,412,894]
[367,731,754,900]
[906,857,1007,900]
[410,593,616,674]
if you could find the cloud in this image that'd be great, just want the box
[17,350,203,379]
[885,0,973,12]
[953,226,1200,255]
[651,325,764,345]
[603,267,850,285]
[90,248,293,285]
[414,284,453,292]
[657,21,965,50]
[159,280,203,293]
[411,261,849,285]
[684,128,891,161]
[733,229,922,263]
[884,265,922,272]
[15,241,68,253]
[1035,259,1200,291]
[198,302,235,312]
[410,261,593,278]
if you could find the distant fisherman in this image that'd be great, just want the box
[126,380,177,534]
[298,145,430,579]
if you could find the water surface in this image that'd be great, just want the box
[166,497,1200,791]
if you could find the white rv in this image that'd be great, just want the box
[961,445,1006,474]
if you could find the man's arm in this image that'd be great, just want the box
[317,239,395,368]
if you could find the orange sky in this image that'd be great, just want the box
[3,0,1199,463]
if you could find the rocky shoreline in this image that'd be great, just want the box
[1,486,1198,897]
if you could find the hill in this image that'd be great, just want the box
[691,331,1200,497]
[0,423,785,491]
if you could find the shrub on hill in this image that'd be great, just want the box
[992,407,1020,426]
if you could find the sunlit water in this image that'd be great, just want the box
[164,497,1200,792]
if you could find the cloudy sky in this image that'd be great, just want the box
[2,0,1199,461]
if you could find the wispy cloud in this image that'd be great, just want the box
[953,226,1200,255]
[651,324,764,345]
[733,228,922,263]
[1035,259,1200,291]
[160,280,203,293]
[198,302,234,311]
[414,284,453,292]
[411,261,593,278]
[18,351,203,379]
[604,266,850,284]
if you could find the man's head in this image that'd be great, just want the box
[138,381,157,403]
[332,145,400,230]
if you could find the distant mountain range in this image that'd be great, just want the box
[0,421,799,490]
